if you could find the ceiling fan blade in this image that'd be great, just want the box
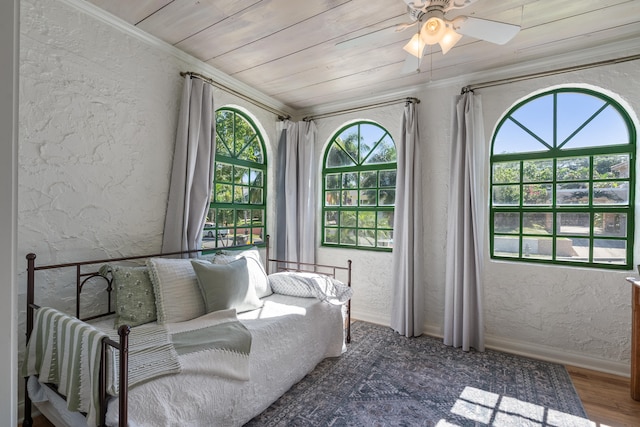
[395,21,418,32]
[454,16,520,45]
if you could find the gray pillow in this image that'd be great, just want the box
[211,247,272,298]
[191,258,263,314]
[109,265,157,328]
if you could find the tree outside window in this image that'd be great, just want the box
[205,108,266,249]
[322,121,397,250]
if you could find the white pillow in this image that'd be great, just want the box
[268,271,353,305]
[212,247,272,298]
[268,271,316,298]
[146,257,206,324]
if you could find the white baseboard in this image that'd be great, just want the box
[351,308,389,327]
[483,333,630,378]
[352,312,631,378]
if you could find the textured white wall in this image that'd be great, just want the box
[16,0,279,412]
[476,70,640,374]
[16,2,640,420]
[20,0,182,263]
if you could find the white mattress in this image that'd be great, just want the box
[30,293,346,427]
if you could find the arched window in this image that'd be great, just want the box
[490,87,636,269]
[204,107,266,249]
[322,121,397,250]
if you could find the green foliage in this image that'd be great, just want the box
[215,109,264,163]
[326,123,396,168]
[210,108,266,249]
[322,121,397,250]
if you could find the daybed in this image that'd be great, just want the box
[22,237,352,427]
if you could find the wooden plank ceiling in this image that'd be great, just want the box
[84,0,640,112]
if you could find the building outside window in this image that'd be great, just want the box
[490,87,636,269]
[204,107,266,249]
[322,121,397,251]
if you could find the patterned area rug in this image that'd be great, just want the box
[246,321,590,427]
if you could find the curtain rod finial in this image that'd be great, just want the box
[461,85,474,95]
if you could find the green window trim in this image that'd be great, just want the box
[490,87,636,269]
[207,107,267,250]
[322,121,397,251]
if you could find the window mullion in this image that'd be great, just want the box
[210,108,267,250]
[557,102,609,149]
[489,88,634,269]
[322,121,396,251]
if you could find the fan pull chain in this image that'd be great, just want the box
[429,45,433,82]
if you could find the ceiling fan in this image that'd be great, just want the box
[400,0,521,57]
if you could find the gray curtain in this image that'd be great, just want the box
[275,127,287,260]
[161,76,216,254]
[444,91,486,352]
[275,120,317,264]
[390,101,424,337]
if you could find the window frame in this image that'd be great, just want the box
[489,87,636,270]
[207,107,267,249]
[321,120,397,251]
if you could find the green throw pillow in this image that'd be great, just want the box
[211,246,272,298]
[110,265,157,328]
[191,258,263,314]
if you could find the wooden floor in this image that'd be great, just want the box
[566,365,640,427]
[22,366,640,427]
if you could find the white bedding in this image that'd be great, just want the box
[80,293,344,426]
[30,293,346,426]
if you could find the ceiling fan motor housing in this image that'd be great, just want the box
[406,0,479,14]
[427,0,451,10]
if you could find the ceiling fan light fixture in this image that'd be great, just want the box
[420,16,445,45]
[438,24,462,54]
[403,32,426,58]
[399,0,521,59]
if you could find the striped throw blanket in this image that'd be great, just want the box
[104,322,181,395]
[22,307,106,427]
[24,307,252,426]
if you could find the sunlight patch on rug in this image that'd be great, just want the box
[446,386,594,426]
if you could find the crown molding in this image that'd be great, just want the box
[58,0,294,117]
[422,36,640,91]
[293,86,419,121]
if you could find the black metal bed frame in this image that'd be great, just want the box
[22,235,351,427]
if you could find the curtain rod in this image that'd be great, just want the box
[180,71,291,120]
[302,97,420,122]
[461,53,640,94]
